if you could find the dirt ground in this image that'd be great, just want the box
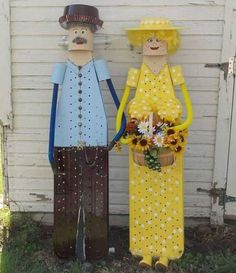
[24,223,236,273]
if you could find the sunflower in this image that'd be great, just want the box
[136,137,151,151]
[163,129,187,152]
[129,137,139,150]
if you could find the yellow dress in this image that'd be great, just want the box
[126,63,186,266]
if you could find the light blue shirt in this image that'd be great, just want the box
[51,59,110,147]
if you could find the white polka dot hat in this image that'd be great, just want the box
[126,18,184,32]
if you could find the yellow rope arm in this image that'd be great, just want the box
[116,85,132,144]
[171,83,193,131]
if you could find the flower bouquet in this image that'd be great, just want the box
[124,113,187,172]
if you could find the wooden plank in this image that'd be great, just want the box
[11,21,224,36]
[9,181,212,196]
[11,61,222,77]
[12,102,218,119]
[9,177,212,192]
[7,129,216,145]
[6,128,216,141]
[7,152,214,171]
[7,138,215,157]
[10,6,224,22]
[12,90,217,113]
[11,115,216,131]
[8,164,213,182]
[12,89,219,107]
[9,201,211,217]
[0,0,12,126]
[12,75,220,90]
[11,35,222,50]
[10,47,221,63]
[9,190,211,208]
[224,1,236,219]
[10,62,220,78]
[10,0,225,8]
[212,0,236,224]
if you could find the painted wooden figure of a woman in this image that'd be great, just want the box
[48,5,125,261]
[116,18,193,270]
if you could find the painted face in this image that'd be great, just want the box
[143,37,168,56]
[68,25,94,51]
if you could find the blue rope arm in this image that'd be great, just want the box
[48,83,59,166]
[106,79,126,150]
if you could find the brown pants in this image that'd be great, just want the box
[53,146,108,261]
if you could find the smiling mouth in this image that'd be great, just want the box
[150,46,160,50]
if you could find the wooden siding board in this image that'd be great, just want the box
[8,0,225,218]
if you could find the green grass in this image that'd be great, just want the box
[171,251,236,273]
[0,207,85,273]
[0,207,236,273]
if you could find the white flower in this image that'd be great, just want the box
[138,121,149,135]
[153,132,164,147]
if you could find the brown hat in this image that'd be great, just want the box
[59,4,103,30]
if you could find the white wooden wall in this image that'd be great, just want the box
[6,0,226,219]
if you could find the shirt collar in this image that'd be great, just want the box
[67,59,94,75]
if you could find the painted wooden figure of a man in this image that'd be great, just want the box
[48,4,125,261]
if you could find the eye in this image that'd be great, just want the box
[74,30,78,34]
[155,38,159,42]
[81,29,87,34]
[147,38,153,43]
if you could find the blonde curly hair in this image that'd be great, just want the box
[127,29,180,54]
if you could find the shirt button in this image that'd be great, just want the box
[79,114,82,118]
[78,82,82,86]
[78,90,82,94]
[79,131,83,135]
[79,73,82,77]
[78,122,82,127]
[79,98,82,102]
[78,106,82,110]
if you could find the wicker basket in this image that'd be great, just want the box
[132,148,175,167]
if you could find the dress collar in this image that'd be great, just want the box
[141,62,168,76]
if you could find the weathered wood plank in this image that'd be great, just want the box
[11,48,221,64]
[12,75,220,90]
[10,0,225,8]
[12,102,218,119]
[9,178,212,197]
[7,138,215,157]
[11,35,222,50]
[11,21,224,36]
[11,6,224,22]
[11,115,216,131]
[8,153,214,171]
[9,201,211,217]
[9,190,211,208]
[0,0,12,126]
[8,164,212,182]
[12,89,219,107]
[7,129,216,145]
